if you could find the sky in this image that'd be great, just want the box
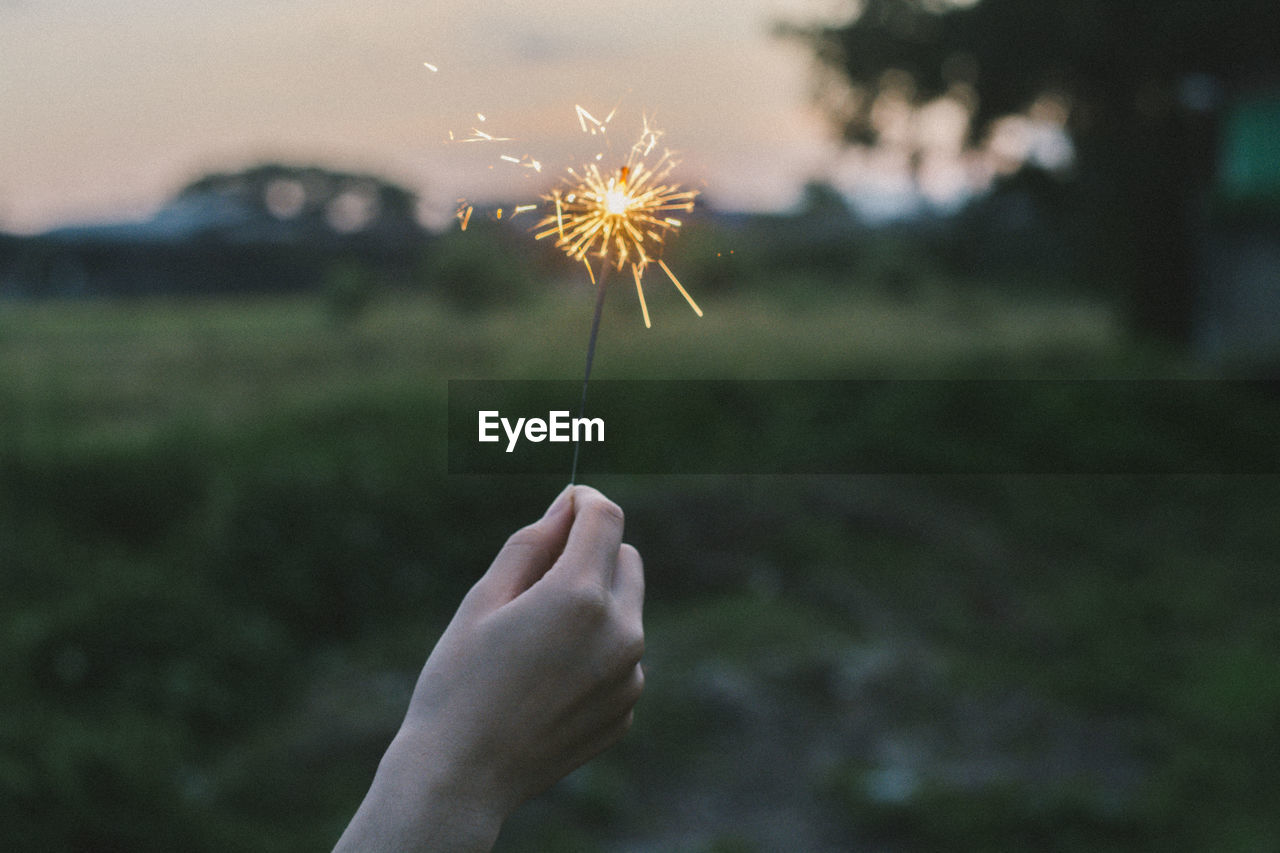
[0,0,867,234]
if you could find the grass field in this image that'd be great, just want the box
[2,283,1278,851]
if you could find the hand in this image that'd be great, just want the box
[335,485,645,852]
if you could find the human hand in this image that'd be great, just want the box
[335,485,645,852]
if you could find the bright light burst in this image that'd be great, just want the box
[432,92,706,480]
[534,112,702,328]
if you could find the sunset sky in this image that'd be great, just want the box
[0,0,873,234]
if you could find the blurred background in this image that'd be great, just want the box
[3,1,1279,850]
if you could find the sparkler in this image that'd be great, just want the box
[532,110,701,482]
[534,112,702,329]
[441,97,703,481]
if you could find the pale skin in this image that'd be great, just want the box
[334,485,645,852]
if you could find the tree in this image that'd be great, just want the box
[787,0,1280,344]
[179,163,422,244]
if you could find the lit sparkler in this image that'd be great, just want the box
[532,109,702,482]
[534,113,702,328]
[441,101,704,482]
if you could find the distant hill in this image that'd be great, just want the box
[0,164,429,298]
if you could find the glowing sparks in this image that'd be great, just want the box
[435,99,704,482]
[455,201,474,232]
[534,113,699,327]
[575,104,617,135]
[632,263,651,328]
[659,258,702,316]
[423,61,439,73]
[456,128,514,143]
[447,114,516,145]
[444,103,701,327]
[499,154,543,172]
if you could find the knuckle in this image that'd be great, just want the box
[619,544,643,585]
[623,626,645,664]
[498,523,558,567]
[619,540,643,570]
[578,491,625,529]
[630,663,646,698]
[605,628,645,680]
[566,580,610,619]
[503,522,546,550]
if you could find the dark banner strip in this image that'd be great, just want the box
[447,380,1280,475]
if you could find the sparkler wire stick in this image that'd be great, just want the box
[570,263,611,485]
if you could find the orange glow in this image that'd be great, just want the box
[534,110,700,326]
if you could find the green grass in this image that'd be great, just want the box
[0,282,1130,442]
[2,283,1277,851]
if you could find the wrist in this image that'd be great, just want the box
[383,724,508,849]
[336,726,506,853]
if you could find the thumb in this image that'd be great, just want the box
[470,486,575,610]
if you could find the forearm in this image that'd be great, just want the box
[334,728,504,853]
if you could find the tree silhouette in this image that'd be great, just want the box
[787,0,1280,344]
[178,163,421,243]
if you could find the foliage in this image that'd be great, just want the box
[789,0,1280,139]
[785,0,1280,343]
[1,279,1278,851]
[322,259,377,325]
[178,162,422,240]
[419,220,539,312]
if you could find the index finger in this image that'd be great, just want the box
[554,485,626,588]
